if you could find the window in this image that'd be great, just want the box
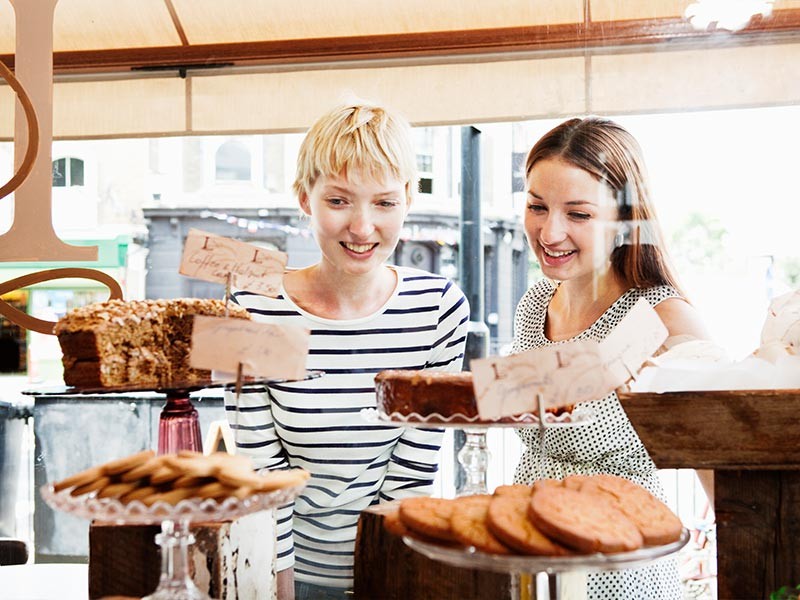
[52,157,84,187]
[215,140,251,181]
[511,151,526,193]
[414,127,434,196]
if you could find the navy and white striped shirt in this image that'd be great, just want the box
[224,266,469,589]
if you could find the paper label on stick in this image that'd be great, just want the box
[179,228,287,297]
[472,297,668,419]
[599,297,669,384]
[190,316,309,381]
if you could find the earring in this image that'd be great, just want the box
[614,223,629,249]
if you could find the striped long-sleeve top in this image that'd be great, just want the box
[224,265,469,589]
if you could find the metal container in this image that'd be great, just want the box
[0,399,24,538]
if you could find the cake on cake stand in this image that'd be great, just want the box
[364,394,594,496]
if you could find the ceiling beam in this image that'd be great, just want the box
[1,9,799,75]
[163,0,190,47]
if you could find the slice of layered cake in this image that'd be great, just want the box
[55,298,250,388]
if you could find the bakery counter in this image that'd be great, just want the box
[618,389,800,600]
[30,389,225,562]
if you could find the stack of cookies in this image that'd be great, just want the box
[385,474,682,555]
[51,449,310,506]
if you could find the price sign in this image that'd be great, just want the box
[472,298,668,419]
[179,228,287,297]
[190,316,309,380]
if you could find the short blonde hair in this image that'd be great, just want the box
[293,102,417,202]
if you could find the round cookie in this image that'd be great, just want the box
[149,465,183,486]
[120,485,160,504]
[383,509,411,538]
[102,450,156,476]
[172,474,216,489]
[255,468,310,491]
[383,506,461,546]
[70,475,111,497]
[53,465,104,493]
[531,478,564,493]
[449,495,511,554]
[487,496,570,556]
[217,467,308,492]
[493,484,533,498]
[194,481,251,500]
[148,486,202,506]
[120,455,170,483]
[561,475,592,491]
[97,481,141,499]
[528,485,643,554]
[570,475,683,546]
[398,497,457,543]
[207,452,252,471]
[162,455,218,478]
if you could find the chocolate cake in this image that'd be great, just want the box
[55,298,250,388]
[375,370,478,421]
[374,369,572,423]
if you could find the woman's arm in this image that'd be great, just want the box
[653,297,710,342]
[277,567,295,600]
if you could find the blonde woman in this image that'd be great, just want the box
[226,103,469,600]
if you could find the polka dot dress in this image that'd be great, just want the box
[512,278,683,600]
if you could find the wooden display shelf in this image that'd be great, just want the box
[618,389,800,600]
[353,500,511,600]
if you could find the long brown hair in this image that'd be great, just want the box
[525,117,683,293]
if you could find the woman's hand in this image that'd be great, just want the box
[277,567,295,600]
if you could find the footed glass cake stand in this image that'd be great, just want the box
[364,395,595,495]
[41,480,306,600]
[26,371,323,455]
[403,529,690,599]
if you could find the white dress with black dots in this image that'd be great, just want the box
[512,278,683,600]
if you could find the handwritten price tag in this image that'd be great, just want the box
[190,316,309,380]
[599,297,669,384]
[472,297,668,419]
[179,229,287,297]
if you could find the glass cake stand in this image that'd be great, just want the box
[25,371,323,454]
[363,397,595,495]
[404,529,690,599]
[41,480,306,600]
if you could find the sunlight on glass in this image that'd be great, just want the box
[685,0,774,31]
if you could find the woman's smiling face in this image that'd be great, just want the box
[300,169,409,277]
[524,157,618,283]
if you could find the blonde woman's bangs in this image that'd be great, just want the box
[294,103,417,198]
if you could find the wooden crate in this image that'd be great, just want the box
[619,389,800,599]
[354,500,511,600]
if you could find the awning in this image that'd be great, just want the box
[1,0,800,138]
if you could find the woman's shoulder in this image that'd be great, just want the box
[628,284,682,307]
[626,286,709,339]
[518,278,557,310]
[394,266,464,295]
[230,289,294,314]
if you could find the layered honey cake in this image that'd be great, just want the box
[55,298,250,388]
